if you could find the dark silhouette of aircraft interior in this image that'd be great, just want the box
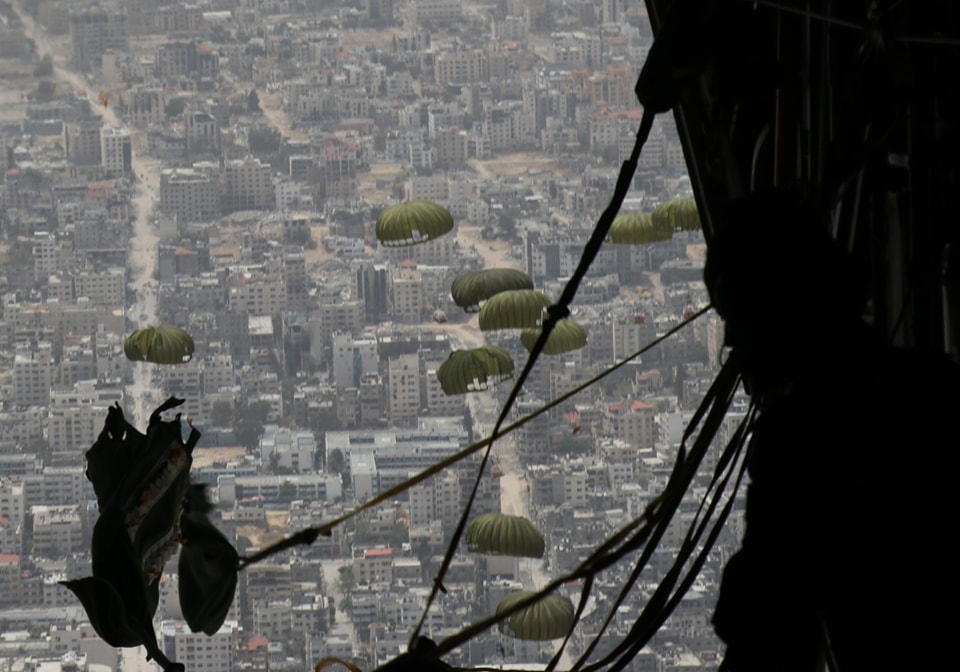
[641,0,959,669]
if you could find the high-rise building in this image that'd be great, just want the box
[160,620,238,672]
[160,168,220,223]
[100,126,133,175]
[223,157,274,213]
[69,4,129,71]
[63,121,102,165]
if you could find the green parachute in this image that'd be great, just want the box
[124,326,195,364]
[450,268,535,312]
[520,318,587,355]
[436,346,515,394]
[465,513,545,558]
[376,200,454,247]
[478,289,552,330]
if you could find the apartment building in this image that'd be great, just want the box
[69,5,129,71]
[160,168,220,223]
[100,126,132,175]
[223,157,274,213]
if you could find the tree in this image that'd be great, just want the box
[248,127,281,154]
[211,401,233,428]
[326,448,346,475]
[247,89,260,113]
[234,417,264,452]
[247,400,272,425]
[34,80,56,102]
[3,240,34,269]
[33,54,53,77]
[279,480,297,501]
[337,565,356,593]
[165,97,186,118]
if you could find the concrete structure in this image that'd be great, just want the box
[100,126,131,175]
[160,620,238,672]
[63,121,103,165]
[69,5,129,71]
[223,157,274,213]
[259,426,318,472]
[160,168,220,223]
[31,505,83,557]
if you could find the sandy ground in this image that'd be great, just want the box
[191,446,247,469]
[469,154,571,180]
[259,89,304,140]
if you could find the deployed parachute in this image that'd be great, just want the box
[520,318,587,355]
[496,591,576,641]
[376,200,454,247]
[606,212,673,244]
[478,289,552,330]
[465,513,545,558]
[651,198,701,233]
[450,268,535,312]
[124,326,195,364]
[436,346,515,395]
[606,200,700,245]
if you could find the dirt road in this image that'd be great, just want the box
[13,2,162,427]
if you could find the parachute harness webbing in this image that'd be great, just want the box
[409,109,658,647]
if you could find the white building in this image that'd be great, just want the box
[160,620,238,672]
[259,426,318,472]
[100,125,131,174]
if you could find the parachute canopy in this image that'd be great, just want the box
[651,198,701,233]
[520,319,587,355]
[376,200,454,247]
[436,346,514,395]
[478,289,552,330]
[606,200,700,245]
[606,212,672,244]
[465,513,545,558]
[124,326,195,364]
[496,591,576,641]
[450,268,535,312]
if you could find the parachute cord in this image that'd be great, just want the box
[315,305,710,540]
[409,109,658,648]
[237,527,321,570]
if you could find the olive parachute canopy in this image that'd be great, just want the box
[465,513,545,558]
[520,318,587,355]
[436,346,515,394]
[606,212,673,244]
[478,289,552,330]
[376,200,454,247]
[496,591,577,641]
[651,198,701,233]
[124,326,195,364]
[450,268,535,312]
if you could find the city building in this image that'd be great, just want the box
[99,126,131,175]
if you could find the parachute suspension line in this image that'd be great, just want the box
[409,109,659,648]
[313,305,710,540]
[548,361,746,672]
[431,359,745,661]
[579,395,754,672]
